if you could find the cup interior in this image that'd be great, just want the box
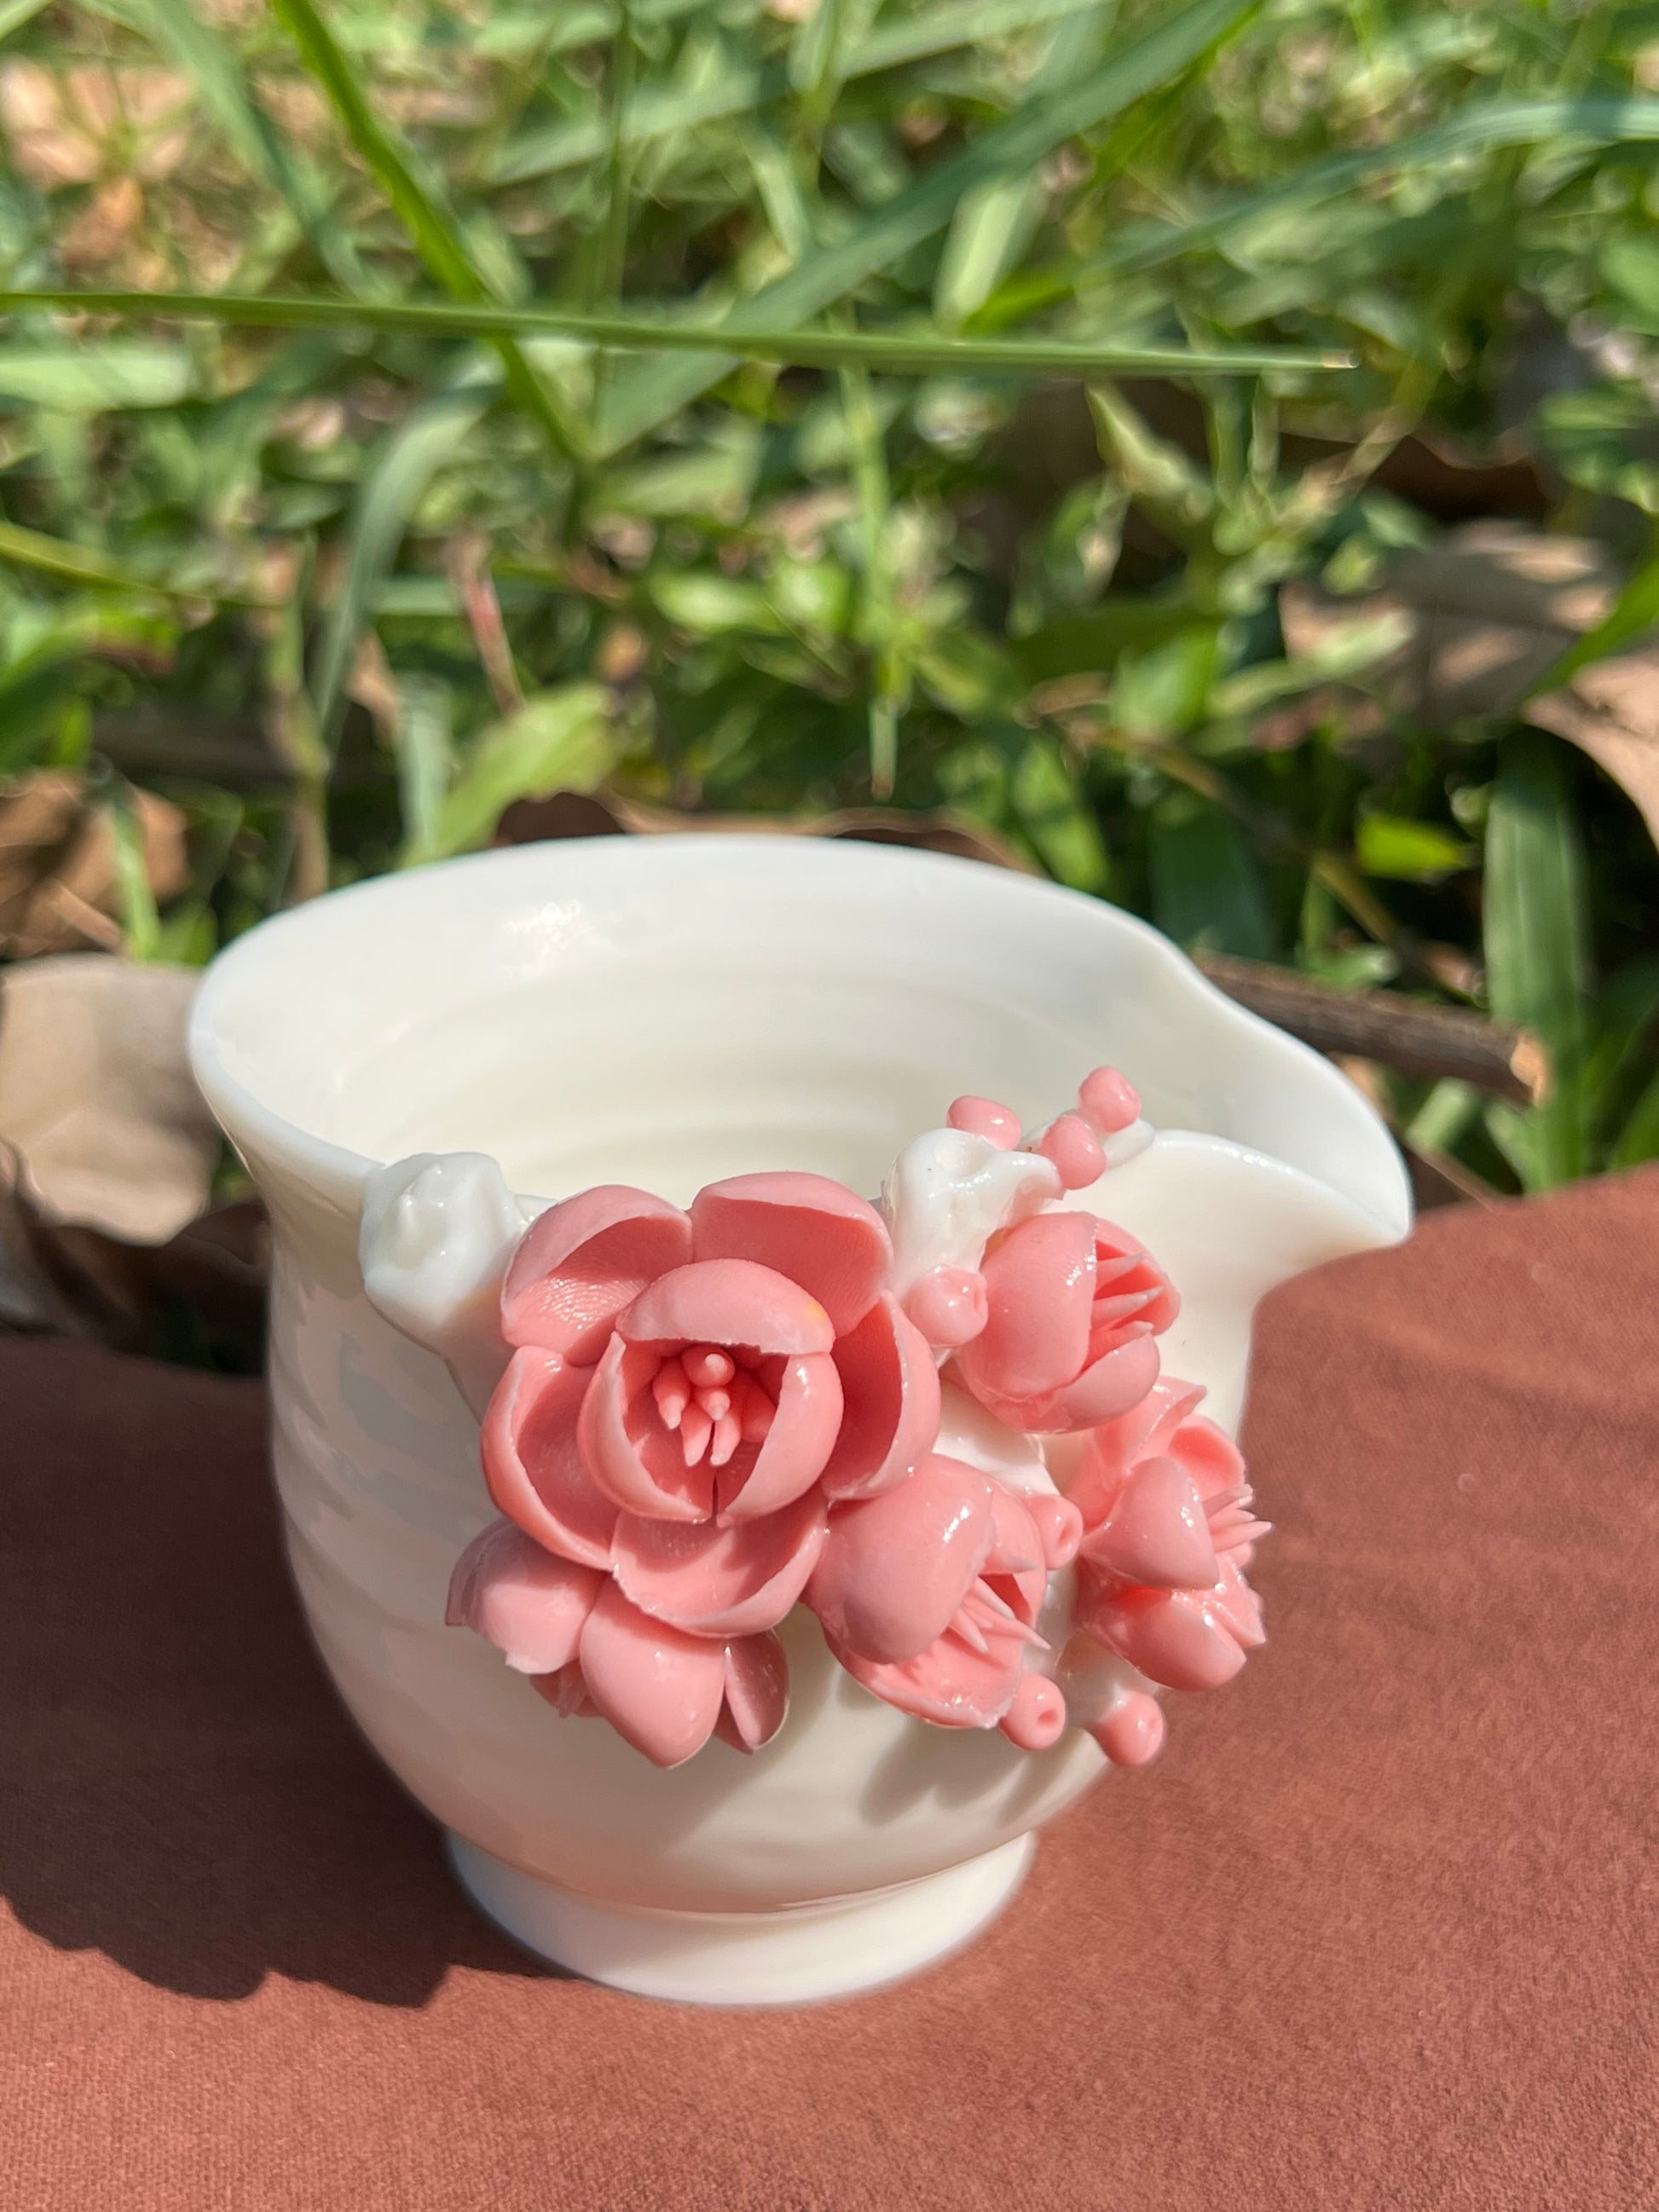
[191,835,1402,1220]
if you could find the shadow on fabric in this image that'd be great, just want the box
[0,1338,547,2005]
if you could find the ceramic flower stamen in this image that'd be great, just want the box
[420,1066,1273,1773]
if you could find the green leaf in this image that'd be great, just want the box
[1483,731,1590,1192]
[934,9,1103,328]
[422,685,618,860]
[266,0,575,462]
[1088,96,1659,285]
[1355,812,1472,882]
[595,0,1265,450]
[1110,626,1220,739]
[1010,734,1109,892]
[1611,1067,1659,1168]
[105,794,162,961]
[389,673,455,866]
[0,0,56,40]
[650,572,784,635]
[0,289,1344,379]
[0,518,261,604]
[1148,788,1273,956]
[0,345,195,411]
[1584,953,1659,1147]
[491,0,1107,183]
[311,380,494,748]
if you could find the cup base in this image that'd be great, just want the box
[444,1830,1036,2007]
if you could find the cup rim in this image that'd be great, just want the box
[188,833,1412,1237]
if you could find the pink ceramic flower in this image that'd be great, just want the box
[448,1171,940,1765]
[447,1521,789,1769]
[1069,1377,1271,1696]
[806,1453,1081,1749]
[954,1210,1179,1432]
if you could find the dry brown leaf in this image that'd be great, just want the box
[1282,523,1659,848]
[0,773,188,957]
[0,954,218,1243]
[1527,644,1659,849]
[1282,523,1620,726]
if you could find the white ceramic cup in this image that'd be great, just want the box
[189,835,1410,2004]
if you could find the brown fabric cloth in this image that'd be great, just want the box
[3,1170,1656,2210]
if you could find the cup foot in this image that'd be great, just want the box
[444,1831,1036,2007]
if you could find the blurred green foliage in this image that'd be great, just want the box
[0,0,1657,1193]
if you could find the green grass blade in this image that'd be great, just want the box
[266,0,577,462]
[1610,1068,1659,1168]
[0,288,1346,376]
[595,0,1262,450]
[422,684,618,860]
[1086,95,1659,284]
[0,343,194,409]
[0,517,263,604]
[0,0,55,39]
[492,0,1107,182]
[1483,731,1591,1192]
[389,673,455,866]
[312,383,494,748]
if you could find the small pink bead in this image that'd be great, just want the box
[946,1095,1022,1150]
[1078,1066,1141,1135]
[1091,1692,1165,1769]
[999,1675,1067,1752]
[1029,1492,1084,1570]
[903,1265,989,1348]
[1035,1112,1106,1191]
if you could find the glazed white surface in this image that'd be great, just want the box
[190,835,1410,1947]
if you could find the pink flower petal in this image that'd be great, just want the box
[716,1632,789,1751]
[967,1331,1162,1435]
[1082,1581,1251,1693]
[1211,1556,1267,1649]
[818,1291,942,1503]
[481,1349,619,1568]
[718,1350,843,1519]
[1067,1376,1206,1527]
[446,1519,603,1673]
[529,1660,598,1719]
[690,1172,892,1336]
[806,1454,994,1665]
[1028,1492,1084,1569]
[574,1582,728,1767]
[502,1186,691,1360]
[958,1211,1095,1402]
[1175,1414,1247,1502]
[1083,1453,1219,1591]
[1092,1220,1180,1336]
[611,1488,828,1637]
[833,1614,1030,1730]
[619,1257,835,1356]
[578,1337,714,1522]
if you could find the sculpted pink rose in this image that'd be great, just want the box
[1069,1377,1271,1695]
[443,1066,1269,1770]
[954,1210,1179,1432]
[448,1170,940,1765]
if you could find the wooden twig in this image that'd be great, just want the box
[1194,953,1550,1107]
